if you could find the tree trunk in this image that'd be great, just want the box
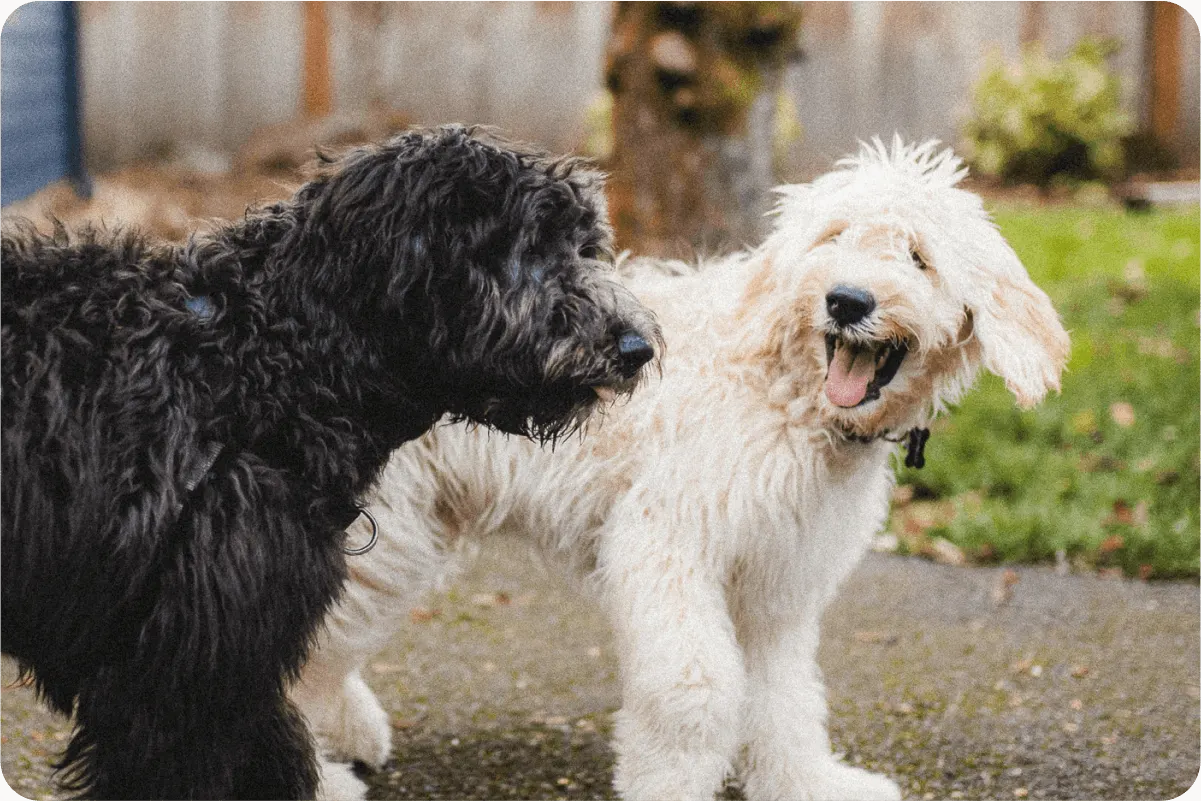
[605,2,802,259]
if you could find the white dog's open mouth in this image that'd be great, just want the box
[824,334,908,408]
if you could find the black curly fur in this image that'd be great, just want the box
[1,126,660,800]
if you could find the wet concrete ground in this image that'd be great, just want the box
[3,546,1198,800]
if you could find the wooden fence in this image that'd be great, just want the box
[74,2,1199,175]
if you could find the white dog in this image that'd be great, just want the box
[296,139,1069,801]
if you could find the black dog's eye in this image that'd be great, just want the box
[580,244,602,260]
[910,247,928,270]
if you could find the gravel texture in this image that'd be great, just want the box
[3,546,1197,800]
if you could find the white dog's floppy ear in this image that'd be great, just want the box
[966,235,1070,409]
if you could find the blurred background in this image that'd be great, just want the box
[2,3,1198,240]
[1,5,1198,798]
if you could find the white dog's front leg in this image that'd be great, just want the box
[740,617,901,801]
[601,532,745,801]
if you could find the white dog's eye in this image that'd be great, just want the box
[815,224,847,247]
[910,247,929,271]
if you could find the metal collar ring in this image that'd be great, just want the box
[343,506,379,556]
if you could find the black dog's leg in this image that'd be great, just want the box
[67,671,317,800]
[230,696,320,801]
[58,466,342,800]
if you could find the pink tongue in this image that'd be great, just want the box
[825,345,875,407]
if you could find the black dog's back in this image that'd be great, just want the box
[2,227,211,699]
[1,226,216,701]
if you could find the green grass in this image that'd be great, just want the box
[892,203,1200,578]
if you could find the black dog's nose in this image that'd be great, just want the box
[825,285,876,326]
[617,330,655,377]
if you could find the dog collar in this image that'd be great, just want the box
[839,426,930,469]
[332,503,379,556]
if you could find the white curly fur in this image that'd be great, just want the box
[297,139,1069,801]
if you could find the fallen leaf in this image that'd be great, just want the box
[1098,534,1125,554]
[409,606,440,623]
[470,592,509,607]
[853,630,899,646]
[1137,336,1187,361]
[1138,564,1154,580]
[1109,402,1135,428]
[924,537,966,566]
[391,714,426,731]
[992,568,1020,606]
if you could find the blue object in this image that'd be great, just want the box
[184,296,216,321]
[2,1,89,206]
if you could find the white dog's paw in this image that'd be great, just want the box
[315,757,368,801]
[806,762,902,801]
[318,672,393,769]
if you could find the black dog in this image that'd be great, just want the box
[1,126,660,800]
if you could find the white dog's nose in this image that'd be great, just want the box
[826,285,876,326]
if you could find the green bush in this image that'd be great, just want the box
[962,38,1133,186]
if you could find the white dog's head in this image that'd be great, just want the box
[746,137,1069,441]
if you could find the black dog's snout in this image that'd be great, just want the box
[825,285,876,326]
[617,330,655,377]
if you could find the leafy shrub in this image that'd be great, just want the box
[962,38,1133,186]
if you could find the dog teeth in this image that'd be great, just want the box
[594,385,617,403]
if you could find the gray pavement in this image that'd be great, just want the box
[3,545,1198,800]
